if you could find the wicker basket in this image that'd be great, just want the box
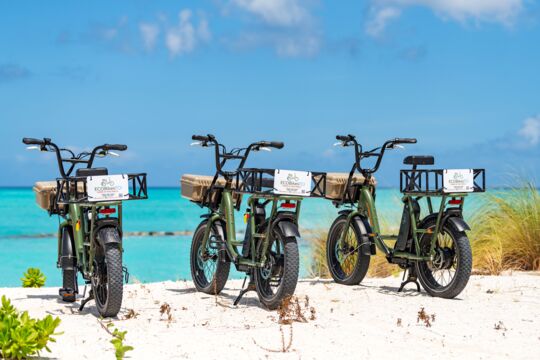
[181,174,242,205]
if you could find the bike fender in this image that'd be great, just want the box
[446,216,471,232]
[208,218,231,262]
[95,219,122,245]
[59,226,76,270]
[351,215,376,256]
[420,212,471,232]
[276,220,301,238]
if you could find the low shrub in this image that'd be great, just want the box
[0,295,61,359]
[20,268,46,288]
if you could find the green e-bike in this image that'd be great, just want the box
[325,135,485,298]
[23,137,147,317]
[186,134,303,309]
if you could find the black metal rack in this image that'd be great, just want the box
[55,173,148,205]
[234,168,328,197]
[399,169,485,194]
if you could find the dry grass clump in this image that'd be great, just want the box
[470,182,540,274]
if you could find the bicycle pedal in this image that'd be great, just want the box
[59,287,77,302]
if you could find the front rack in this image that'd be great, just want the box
[55,173,148,205]
[235,168,328,197]
[400,169,485,195]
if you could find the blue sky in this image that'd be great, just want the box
[1,0,539,187]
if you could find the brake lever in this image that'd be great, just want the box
[259,147,271,152]
[26,146,40,151]
[108,151,120,157]
[190,141,203,147]
[333,142,347,147]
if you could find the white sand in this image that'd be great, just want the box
[1,273,539,359]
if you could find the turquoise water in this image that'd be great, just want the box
[0,187,484,287]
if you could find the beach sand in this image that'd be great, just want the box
[1,273,539,359]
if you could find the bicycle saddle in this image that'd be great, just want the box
[76,167,109,177]
[403,156,434,166]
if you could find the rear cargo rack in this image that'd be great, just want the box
[400,169,485,195]
[234,168,328,196]
[55,173,148,206]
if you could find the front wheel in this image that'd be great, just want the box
[190,221,230,294]
[92,228,124,317]
[254,226,299,310]
[326,215,370,285]
[415,218,472,299]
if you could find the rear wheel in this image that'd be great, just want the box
[92,228,123,318]
[326,215,370,285]
[415,218,472,299]
[254,226,299,310]
[190,221,230,294]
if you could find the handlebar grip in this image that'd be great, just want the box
[336,135,351,142]
[394,138,417,144]
[192,135,210,142]
[105,144,128,151]
[22,138,45,145]
[257,141,284,149]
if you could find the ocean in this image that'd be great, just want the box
[0,187,485,287]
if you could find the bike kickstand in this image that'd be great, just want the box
[79,289,94,312]
[233,276,256,306]
[398,267,421,293]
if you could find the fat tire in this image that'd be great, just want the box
[326,215,370,285]
[254,228,299,310]
[94,228,123,318]
[415,218,472,299]
[190,221,230,295]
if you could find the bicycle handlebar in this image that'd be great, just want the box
[22,137,128,178]
[335,134,417,175]
[191,134,284,178]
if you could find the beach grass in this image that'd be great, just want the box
[470,181,540,274]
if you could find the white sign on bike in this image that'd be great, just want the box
[87,174,129,201]
[443,169,474,193]
[274,169,312,196]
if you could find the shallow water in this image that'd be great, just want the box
[0,187,487,286]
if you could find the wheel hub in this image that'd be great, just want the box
[432,247,455,270]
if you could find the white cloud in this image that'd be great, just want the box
[366,0,524,36]
[519,116,540,146]
[139,23,160,51]
[366,7,401,37]
[231,0,310,27]
[165,9,211,57]
[227,0,319,57]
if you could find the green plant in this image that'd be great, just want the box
[20,268,46,288]
[110,328,134,360]
[470,182,540,274]
[0,295,61,359]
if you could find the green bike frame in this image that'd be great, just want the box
[200,186,302,268]
[339,184,468,261]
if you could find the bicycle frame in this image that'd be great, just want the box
[201,187,302,268]
[339,185,469,261]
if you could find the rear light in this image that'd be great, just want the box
[280,202,296,209]
[449,199,462,205]
[99,208,116,215]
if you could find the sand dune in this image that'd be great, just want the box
[1,273,539,359]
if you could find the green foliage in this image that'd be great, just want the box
[110,327,134,360]
[470,182,540,273]
[20,268,46,288]
[0,295,61,359]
